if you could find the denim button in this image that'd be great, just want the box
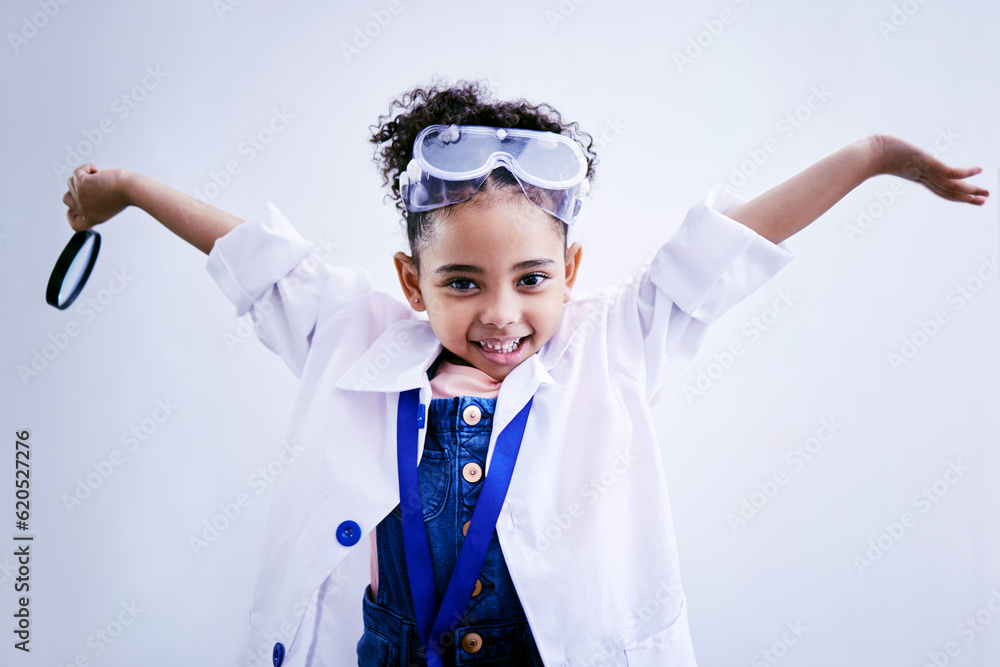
[462,404,481,425]
[462,462,482,483]
[272,642,285,666]
[461,631,483,653]
[336,520,361,546]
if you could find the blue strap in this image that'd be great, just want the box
[396,389,438,642]
[396,389,533,664]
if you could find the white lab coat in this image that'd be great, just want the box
[205,184,795,666]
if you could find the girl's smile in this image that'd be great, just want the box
[471,334,530,366]
[394,193,583,383]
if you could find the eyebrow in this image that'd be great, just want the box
[434,259,557,275]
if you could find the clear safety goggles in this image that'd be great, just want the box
[399,124,590,225]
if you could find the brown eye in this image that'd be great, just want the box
[447,278,476,291]
[519,273,548,287]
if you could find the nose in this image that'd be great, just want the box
[479,286,520,328]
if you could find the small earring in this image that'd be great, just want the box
[413,297,419,303]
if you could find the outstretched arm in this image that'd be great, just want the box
[62,164,242,254]
[727,135,990,244]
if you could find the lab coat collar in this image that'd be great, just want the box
[333,319,441,392]
[333,318,556,399]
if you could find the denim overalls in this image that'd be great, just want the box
[357,395,545,666]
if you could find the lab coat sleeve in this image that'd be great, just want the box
[611,184,796,403]
[205,202,371,378]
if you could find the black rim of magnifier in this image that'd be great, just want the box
[46,230,101,310]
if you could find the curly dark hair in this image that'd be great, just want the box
[369,78,598,271]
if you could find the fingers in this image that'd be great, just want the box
[73,163,98,178]
[65,163,99,229]
[66,208,88,231]
[67,163,97,204]
[64,180,82,229]
[937,169,989,199]
[929,163,983,183]
[67,174,79,208]
[948,165,983,179]
[959,179,990,201]
[911,154,989,204]
[924,179,973,202]
[920,175,990,205]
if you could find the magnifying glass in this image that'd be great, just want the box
[46,230,101,310]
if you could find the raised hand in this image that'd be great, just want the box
[870,134,989,205]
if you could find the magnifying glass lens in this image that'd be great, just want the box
[59,234,97,304]
[46,230,101,310]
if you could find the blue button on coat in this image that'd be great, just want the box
[336,520,361,546]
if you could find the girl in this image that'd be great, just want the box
[62,80,987,667]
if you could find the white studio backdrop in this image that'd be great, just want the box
[2,0,998,666]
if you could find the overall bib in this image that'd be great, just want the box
[357,396,545,666]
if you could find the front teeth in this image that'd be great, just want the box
[481,338,521,354]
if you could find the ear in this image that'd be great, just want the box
[394,251,425,312]
[563,242,583,301]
